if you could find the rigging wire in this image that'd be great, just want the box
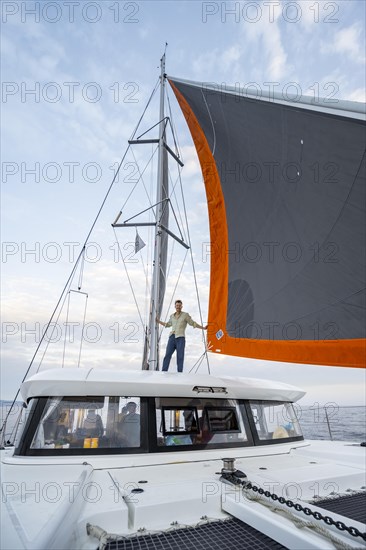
[59,288,89,369]
[129,146,159,214]
[118,89,185,363]
[36,275,77,373]
[167,168,188,243]
[0,253,81,434]
[165,115,189,295]
[0,78,161,435]
[130,78,160,141]
[136,227,149,284]
[165,239,176,295]
[8,405,23,445]
[165,88,189,243]
[78,247,86,290]
[145,143,155,327]
[62,291,72,369]
[119,136,171,359]
[178,163,211,374]
[112,227,145,329]
[142,82,209,373]
[77,292,89,368]
[158,247,188,341]
[166,85,182,160]
[142,139,159,352]
[201,87,217,155]
[136,116,169,140]
[189,351,207,374]
[0,403,23,447]
[165,84,210,373]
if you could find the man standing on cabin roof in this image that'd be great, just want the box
[156,300,208,372]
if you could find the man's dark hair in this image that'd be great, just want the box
[175,300,182,304]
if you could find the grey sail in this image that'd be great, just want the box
[169,77,366,368]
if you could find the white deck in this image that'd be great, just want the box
[2,440,365,550]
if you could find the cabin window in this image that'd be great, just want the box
[205,407,240,432]
[29,396,141,450]
[162,406,200,437]
[249,401,302,441]
[156,398,248,447]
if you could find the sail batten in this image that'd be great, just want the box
[169,77,366,368]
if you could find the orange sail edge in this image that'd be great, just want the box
[206,334,366,369]
[168,79,366,370]
[168,77,229,344]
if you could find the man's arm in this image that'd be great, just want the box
[195,322,208,330]
[186,313,208,330]
[156,317,172,328]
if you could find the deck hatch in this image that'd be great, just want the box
[102,517,287,549]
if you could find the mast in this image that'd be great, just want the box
[147,52,167,370]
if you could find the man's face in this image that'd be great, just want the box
[175,301,182,312]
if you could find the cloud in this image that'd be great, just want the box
[321,23,365,64]
[179,145,201,178]
[347,88,366,102]
[192,45,242,80]
[241,7,289,81]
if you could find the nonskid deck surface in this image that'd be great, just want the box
[313,492,366,524]
[103,518,287,550]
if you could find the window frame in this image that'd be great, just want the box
[161,406,200,436]
[14,396,304,455]
[150,398,254,452]
[15,396,149,456]
[204,406,240,433]
[244,400,304,446]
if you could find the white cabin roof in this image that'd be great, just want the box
[21,369,305,402]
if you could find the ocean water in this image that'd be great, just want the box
[1,402,26,445]
[296,404,366,442]
[1,401,365,444]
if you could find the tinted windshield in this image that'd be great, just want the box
[155,397,249,446]
[30,396,141,450]
[249,401,303,441]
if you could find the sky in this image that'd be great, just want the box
[1,0,365,407]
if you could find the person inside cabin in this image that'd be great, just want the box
[183,406,199,432]
[43,406,69,442]
[119,401,140,447]
[272,425,289,439]
[118,405,128,423]
[55,412,69,439]
[83,407,104,438]
[115,405,128,445]
[156,300,208,372]
[195,403,214,444]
